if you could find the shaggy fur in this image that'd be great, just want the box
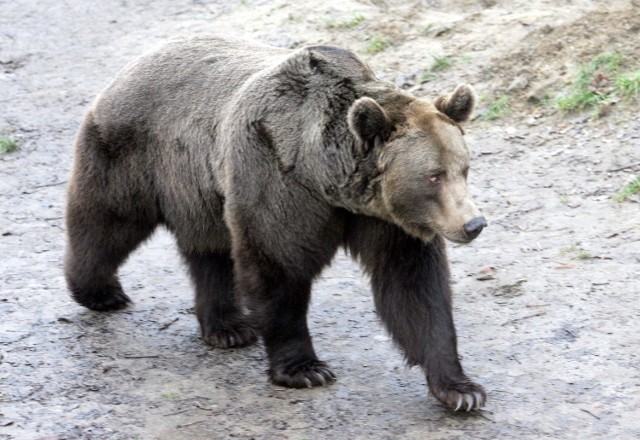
[65,35,486,411]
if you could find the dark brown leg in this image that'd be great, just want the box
[233,248,336,388]
[345,215,486,411]
[183,251,257,348]
[65,213,155,311]
[64,114,158,311]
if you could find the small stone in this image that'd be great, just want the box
[507,75,529,92]
[540,24,554,34]
[495,279,527,297]
[527,78,557,103]
[394,73,416,89]
[426,25,452,37]
[475,267,496,281]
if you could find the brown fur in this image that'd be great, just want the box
[65,35,486,410]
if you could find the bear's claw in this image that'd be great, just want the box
[454,393,479,412]
[270,359,336,389]
[202,325,258,349]
[429,377,486,411]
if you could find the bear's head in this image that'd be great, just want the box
[348,84,486,244]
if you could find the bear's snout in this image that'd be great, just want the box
[463,216,487,241]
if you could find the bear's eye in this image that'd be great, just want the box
[428,173,444,184]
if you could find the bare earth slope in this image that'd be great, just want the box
[1,1,638,438]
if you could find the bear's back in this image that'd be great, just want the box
[90,35,290,149]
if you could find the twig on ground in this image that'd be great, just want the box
[159,317,179,331]
[177,419,208,428]
[164,409,190,416]
[32,181,68,189]
[501,312,546,326]
[607,162,640,172]
[122,354,161,359]
[580,408,601,420]
[195,402,214,411]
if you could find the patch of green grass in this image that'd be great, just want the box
[422,23,434,35]
[560,244,578,254]
[161,391,180,400]
[420,72,436,84]
[556,53,630,112]
[560,245,593,260]
[459,53,474,63]
[615,174,640,202]
[538,97,554,106]
[420,55,458,82]
[327,14,365,31]
[592,53,623,71]
[431,55,452,71]
[615,70,640,97]
[480,95,510,121]
[0,137,18,154]
[556,89,606,111]
[365,36,389,55]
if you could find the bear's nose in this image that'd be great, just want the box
[463,216,487,241]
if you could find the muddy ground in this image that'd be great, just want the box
[1,0,639,439]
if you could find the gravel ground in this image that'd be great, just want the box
[1,1,639,439]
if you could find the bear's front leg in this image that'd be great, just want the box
[233,245,336,388]
[346,216,486,411]
[223,127,343,388]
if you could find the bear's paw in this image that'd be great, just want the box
[269,359,336,389]
[202,324,258,349]
[429,376,486,412]
[71,280,132,312]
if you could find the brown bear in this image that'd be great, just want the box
[65,35,487,411]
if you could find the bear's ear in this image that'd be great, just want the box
[348,97,391,151]
[434,84,475,123]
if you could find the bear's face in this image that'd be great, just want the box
[348,84,485,244]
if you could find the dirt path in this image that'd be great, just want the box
[1,1,639,439]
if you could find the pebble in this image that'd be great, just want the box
[507,75,529,92]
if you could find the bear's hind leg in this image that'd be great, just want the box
[183,251,258,348]
[65,213,156,311]
[65,114,159,311]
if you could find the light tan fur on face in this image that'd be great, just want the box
[378,101,482,244]
[421,111,481,243]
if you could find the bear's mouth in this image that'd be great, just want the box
[404,221,474,246]
[440,228,478,245]
[444,235,473,245]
